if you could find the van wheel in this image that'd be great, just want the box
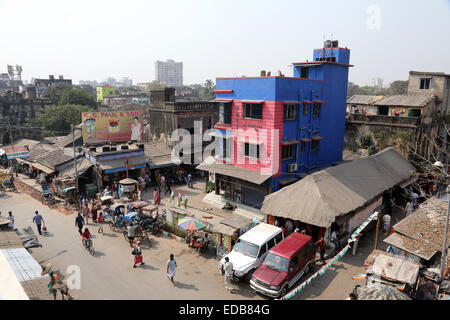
[305,263,311,274]
[244,269,255,283]
[280,285,288,298]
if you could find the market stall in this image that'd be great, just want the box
[212,215,253,259]
[119,178,138,200]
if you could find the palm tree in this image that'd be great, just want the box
[204,79,214,90]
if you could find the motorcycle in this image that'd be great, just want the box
[3,181,16,191]
[189,236,208,253]
[139,216,160,235]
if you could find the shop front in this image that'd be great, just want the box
[212,215,254,258]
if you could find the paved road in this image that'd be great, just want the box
[2,190,264,300]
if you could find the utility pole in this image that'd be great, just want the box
[7,114,17,176]
[71,125,79,196]
[440,184,449,283]
[374,211,381,251]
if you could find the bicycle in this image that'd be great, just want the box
[82,238,95,256]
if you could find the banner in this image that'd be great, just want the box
[5,147,29,160]
[81,111,144,143]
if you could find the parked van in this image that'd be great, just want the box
[250,232,316,298]
[219,223,284,282]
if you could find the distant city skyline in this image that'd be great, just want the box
[0,0,449,87]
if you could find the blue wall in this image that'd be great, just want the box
[215,47,350,193]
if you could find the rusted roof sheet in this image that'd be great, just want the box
[347,95,384,105]
[374,94,435,107]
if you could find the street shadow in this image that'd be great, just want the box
[41,232,55,238]
[142,238,159,249]
[94,251,106,258]
[38,250,69,264]
[101,233,118,238]
[173,281,199,291]
[141,264,159,271]
[0,193,12,199]
[232,282,266,299]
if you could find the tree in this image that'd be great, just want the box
[146,81,166,92]
[60,88,97,109]
[42,83,73,104]
[389,80,408,95]
[205,79,214,90]
[39,104,94,136]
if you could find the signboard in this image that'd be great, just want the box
[81,111,144,143]
[5,147,29,160]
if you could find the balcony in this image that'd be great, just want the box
[347,113,421,127]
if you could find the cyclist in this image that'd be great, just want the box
[82,228,92,248]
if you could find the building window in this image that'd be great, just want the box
[220,138,229,159]
[311,140,320,154]
[303,103,308,116]
[313,103,321,118]
[420,78,431,90]
[300,67,309,79]
[244,143,260,159]
[244,103,263,120]
[301,142,307,153]
[284,104,296,120]
[219,102,232,125]
[282,144,296,160]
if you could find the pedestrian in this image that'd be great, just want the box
[133,241,144,268]
[138,188,142,201]
[127,222,138,247]
[315,236,326,264]
[118,184,123,198]
[7,211,14,230]
[383,213,391,235]
[82,203,89,225]
[166,179,171,195]
[331,229,340,255]
[97,212,104,234]
[32,211,45,235]
[187,173,193,188]
[405,201,413,217]
[224,257,234,293]
[160,175,167,195]
[153,188,160,205]
[167,254,177,286]
[75,213,84,235]
[90,202,98,222]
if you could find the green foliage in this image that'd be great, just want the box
[348,80,408,98]
[360,135,374,149]
[146,81,166,92]
[389,81,408,95]
[367,145,378,156]
[42,83,73,104]
[160,222,187,239]
[205,181,215,194]
[60,88,97,109]
[394,130,411,144]
[39,104,94,136]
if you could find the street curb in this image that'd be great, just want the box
[159,230,185,242]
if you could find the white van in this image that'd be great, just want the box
[219,223,284,282]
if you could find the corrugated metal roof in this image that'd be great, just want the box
[374,94,435,107]
[261,147,415,228]
[58,158,93,179]
[347,95,384,105]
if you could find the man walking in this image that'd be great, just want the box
[32,211,45,235]
[7,211,14,230]
[224,257,234,293]
[383,213,391,235]
[75,213,84,235]
[167,254,177,286]
[187,173,193,188]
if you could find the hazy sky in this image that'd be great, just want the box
[0,0,449,87]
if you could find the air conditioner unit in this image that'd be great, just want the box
[288,163,297,172]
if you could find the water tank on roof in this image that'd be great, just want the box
[332,40,339,48]
[324,40,332,48]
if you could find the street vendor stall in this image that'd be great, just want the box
[212,215,253,259]
[119,178,138,200]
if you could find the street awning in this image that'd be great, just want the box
[241,100,264,104]
[283,101,301,104]
[30,163,55,175]
[279,176,299,186]
[197,161,271,185]
[58,158,93,179]
[98,155,147,174]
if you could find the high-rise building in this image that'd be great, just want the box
[371,78,383,89]
[155,59,183,87]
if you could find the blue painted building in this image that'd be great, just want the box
[199,41,352,208]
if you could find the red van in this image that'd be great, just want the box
[249,232,316,298]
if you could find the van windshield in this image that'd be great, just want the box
[233,240,259,258]
[263,253,289,273]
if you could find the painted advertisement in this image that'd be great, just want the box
[81,111,144,143]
